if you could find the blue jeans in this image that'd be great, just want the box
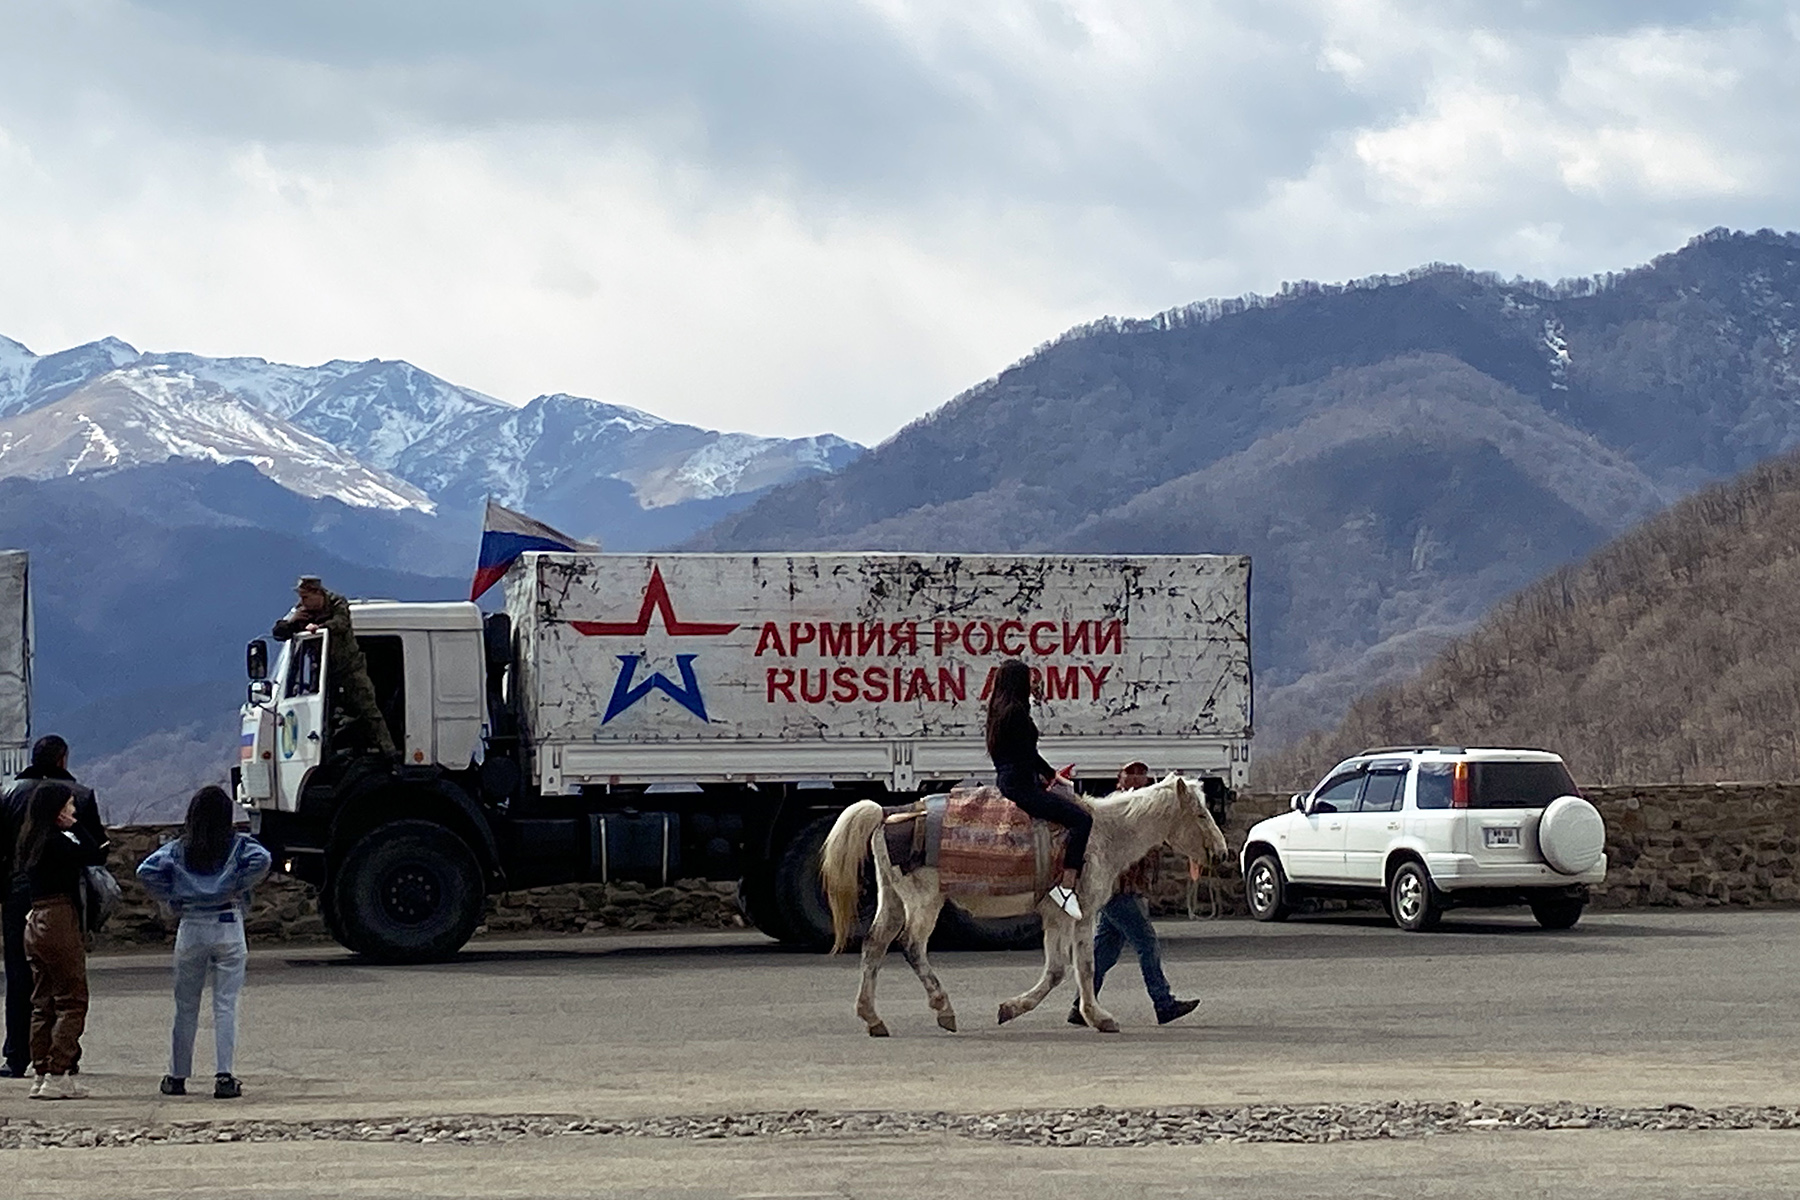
[170,912,247,1078]
[1092,893,1174,1011]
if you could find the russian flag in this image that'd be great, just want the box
[470,498,599,601]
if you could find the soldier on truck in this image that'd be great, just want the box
[272,576,395,758]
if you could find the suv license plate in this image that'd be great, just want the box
[1484,826,1520,848]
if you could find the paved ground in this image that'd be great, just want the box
[4,908,1800,1196]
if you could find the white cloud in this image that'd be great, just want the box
[0,1,1798,443]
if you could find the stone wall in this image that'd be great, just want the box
[91,784,1800,947]
[93,826,743,951]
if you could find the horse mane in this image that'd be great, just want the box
[1091,774,1187,827]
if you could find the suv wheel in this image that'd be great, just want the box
[1388,860,1442,932]
[1245,854,1291,922]
[1531,895,1585,930]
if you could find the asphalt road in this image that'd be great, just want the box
[5,908,1800,1196]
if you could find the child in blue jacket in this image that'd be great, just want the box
[136,786,271,1099]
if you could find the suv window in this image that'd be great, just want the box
[1311,770,1364,814]
[1410,759,1577,809]
[1360,769,1405,813]
[1416,763,1452,809]
[1471,761,1578,809]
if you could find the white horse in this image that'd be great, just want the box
[820,773,1229,1036]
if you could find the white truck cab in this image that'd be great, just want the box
[240,602,486,812]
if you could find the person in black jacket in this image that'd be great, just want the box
[1,736,106,1079]
[17,780,108,1099]
[985,658,1090,918]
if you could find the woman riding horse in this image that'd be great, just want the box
[985,658,1090,918]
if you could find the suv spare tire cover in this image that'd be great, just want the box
[1538,795,1606,875]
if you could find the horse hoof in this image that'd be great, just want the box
[938,1012,958,1033]
[997,1002,1019,1025]
[1095,1018,1120,1034]
[868,1022,890,1038]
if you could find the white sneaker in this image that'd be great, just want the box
[1047,885,1083,920]
[28,1073,47,1099]
[45,1074,86,1099]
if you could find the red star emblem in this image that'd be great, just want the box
[571,566,739,637]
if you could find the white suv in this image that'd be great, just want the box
[1241,747,1607,931]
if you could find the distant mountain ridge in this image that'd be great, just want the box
[0,333,863,542]
[691,228,1800,744]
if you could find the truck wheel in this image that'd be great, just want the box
[318,883,350,948]
[931,903,1042,951]
[336,820,484,963]
[737,865,793,943]
[770,815,843,950]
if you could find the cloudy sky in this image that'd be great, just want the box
[2,1,1798,444]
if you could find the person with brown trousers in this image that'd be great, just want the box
[16,780,108,1099]
[1,735,105,1080]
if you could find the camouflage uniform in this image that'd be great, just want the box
[272,585,397,757]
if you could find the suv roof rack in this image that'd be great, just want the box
[1356,745,1466,756]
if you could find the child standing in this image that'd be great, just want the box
[136,786,270,1099]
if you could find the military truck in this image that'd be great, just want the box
[0,551,29,779]
[237,552,1252,961]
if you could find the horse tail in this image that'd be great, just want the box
[821,799,884,954]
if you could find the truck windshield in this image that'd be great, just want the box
[285,638,323,698]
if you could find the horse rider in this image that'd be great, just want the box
[984,657,1090,918]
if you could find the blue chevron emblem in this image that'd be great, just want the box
[602,654,710,724]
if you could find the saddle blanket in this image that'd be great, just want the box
[881,785,1068,898]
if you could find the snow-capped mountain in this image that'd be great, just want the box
[393,391,862,514]
[0,334,138,417]
[0,335,863,534]
[147,351,510,471]
[0,366,433,510]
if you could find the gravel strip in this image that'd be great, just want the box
[5,1101,1800,1151]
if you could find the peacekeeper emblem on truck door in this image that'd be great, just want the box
[279,710,302,758]
[570,566,740,724]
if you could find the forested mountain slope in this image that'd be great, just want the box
[692,229,1800,743]
[1260,447,1800,788]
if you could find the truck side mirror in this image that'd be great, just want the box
[248,678,274,706]
[247,639,269,681]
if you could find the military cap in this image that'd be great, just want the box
[294,575,325,593]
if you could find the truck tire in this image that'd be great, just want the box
[737,865,794,943]
[336,820,485,963]
[771,815,843,950]
[318,883,350,947]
